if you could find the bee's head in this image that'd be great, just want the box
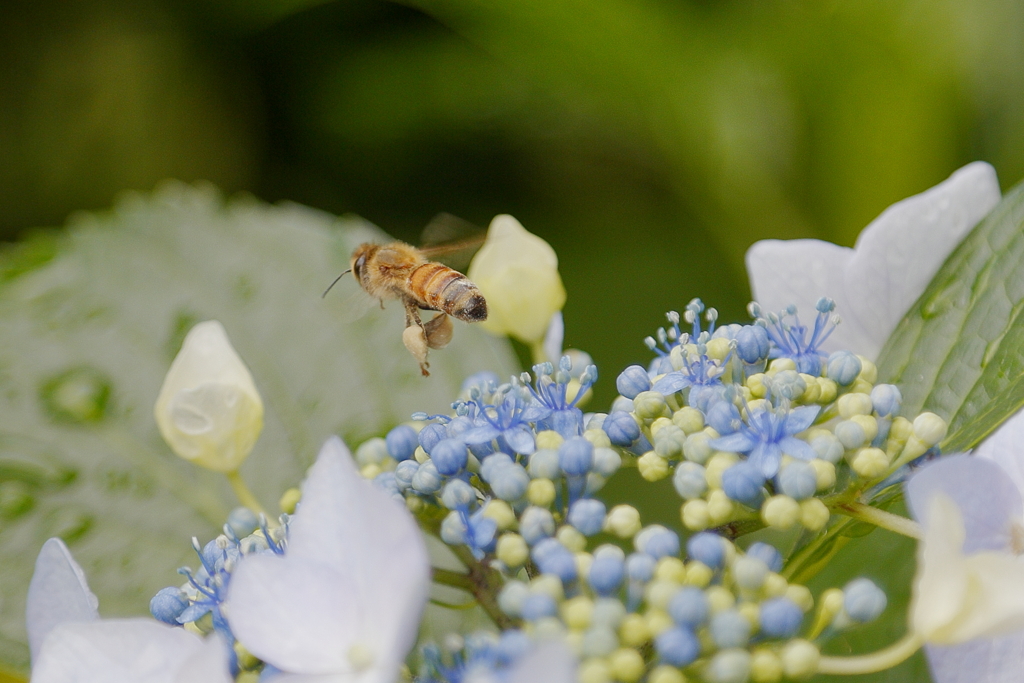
[350,244,376,288]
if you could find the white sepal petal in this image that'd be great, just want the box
[32,619,229,683]
[27,538,98,664]
[227,437,430,683]
[911,494,1024,644]
[747,162,1000,359]
[509,642,577,683]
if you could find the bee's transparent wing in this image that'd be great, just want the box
[419,212,486,272]
[322,278,380,323]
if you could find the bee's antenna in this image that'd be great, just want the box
[322,270,352,298]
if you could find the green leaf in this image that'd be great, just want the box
[876,178,1024,452]
[0,181,517,670]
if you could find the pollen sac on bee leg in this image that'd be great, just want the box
[402,325,431,376]
[424,313,453,350]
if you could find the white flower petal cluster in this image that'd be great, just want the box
[746,162,1000,359]
[226,436,431,683]
[27,538,230,683]
[154,320,263,472]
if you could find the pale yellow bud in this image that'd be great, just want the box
[799,498,830,531]
[746,373,768,398]
[527,478,557,507]
[483,500,517,530]
[685,561,713,587]
[584,429,612,449]
[608,648,645,683]
[855,356,877,384]
[557,525,588,553]
[786,585,814,612]
[618,613,651,647]
[154,321,263,472]
[579,658,612,683]
[913,412,948,446]
[655,557,687,583]
[837,393,873,418]
[781,640,820,679]
[536,430,564,450]
[751,649,783,683]
[496,533,529,567]
[809,459,836,491]
[648,665,686,683]
[851,447,889,478]
[467,215,566,344]
[705,337,732,361]
[562,596,594,630]
[681,499,710,531]
[604,505,642,538]
[816,378,838,404]
[762,495,800,530]
[673,407,705,434]
[638,452,671,481]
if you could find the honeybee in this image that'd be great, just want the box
[324,240,488,376]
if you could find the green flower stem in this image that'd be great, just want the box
[448,546,519,630]
[225,470,268,518]
[830,501,921,539]
[817,632,923,675]
[782,516,855,584]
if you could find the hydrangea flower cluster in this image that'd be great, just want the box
[343,310,911,683]
[24,165,1021,683]
[599,298,950,538]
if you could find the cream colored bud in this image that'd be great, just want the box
[781,640,820,679]
[751,648,783,683]
[786,585,814,612]
[799,498,830,531]
[483,500,517,530]
[609,648,645,683]
[648,666,685,683]
[536,430,564,449]
[638,452,671,481]
[705,337,732,361]
[913,412,948,446]
[154,321,263,472]
[467,215,566,344]
[496,533,529,567]
[809,459,836,491]
[604,505,642,538]
[837,393,873,418]
[527,478,557,507]
[685,561,713,587]
[557,525,588,553]
[855,356,877,384]
[816,378,838,404]
[681,499,710,531]
[851,447,889,478]
[762,495,800,530]
[673,406,705,434]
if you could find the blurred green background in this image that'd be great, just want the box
[4,0,1024,407]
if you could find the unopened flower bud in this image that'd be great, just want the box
[467,215,565,345]
[604,504,642,538]
[154,321,263,472]
[913,412,948,446]
[781,640,819,679]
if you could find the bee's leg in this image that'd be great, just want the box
[424,313,453,349]
[403,301,430,376]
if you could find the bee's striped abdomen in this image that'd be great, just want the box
[408,263,488,323]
